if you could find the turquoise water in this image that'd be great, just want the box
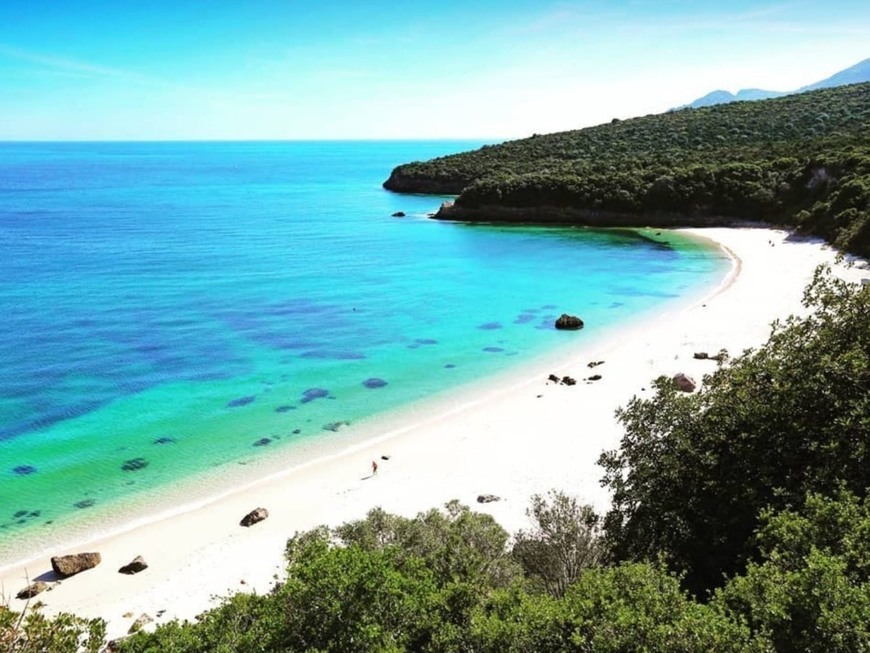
[0,141,729,562]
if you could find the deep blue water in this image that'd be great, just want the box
[0,141,729,559]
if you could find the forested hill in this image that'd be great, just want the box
[384,83,870,256]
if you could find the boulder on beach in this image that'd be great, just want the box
[477,494,502,504]
[119,555,149,575]
[561,376,577,386]
[16,581,48,600]
[240,507,269,527]
[672,372,697,392]
[693,352,710,360]
[51,552,101,578]
[548,373,560,383]
[555,314,584,330]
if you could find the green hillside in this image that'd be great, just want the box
[385,83,870,256]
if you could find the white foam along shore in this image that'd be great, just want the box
[2,227,867,641]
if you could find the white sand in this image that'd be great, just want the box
[2,227,867,640]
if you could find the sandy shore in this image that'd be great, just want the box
[2,227,866,641]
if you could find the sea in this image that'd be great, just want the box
[0,140,730,564]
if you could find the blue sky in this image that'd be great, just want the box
[1,0,868,140]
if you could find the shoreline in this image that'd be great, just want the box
[0,227,727,574]
[2,227,865,641]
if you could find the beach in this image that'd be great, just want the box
[2,226,866,641]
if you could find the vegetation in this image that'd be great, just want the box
[385,83,870,256]
[6,270,869,651]
[0,602,104,653]
[599,267,870,596]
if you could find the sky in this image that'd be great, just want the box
[0,0,868,140]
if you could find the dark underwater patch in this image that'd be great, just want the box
[12,465,37,476]
[363,378,388,389]
[253,437,272,447]
[153,436,176,445]
[275,405,296,413]
[477,322,503,330]
[121,458,149,472]
[227,395,256,408]
[301,350,366,360]
[74,499,95,509]
[483,346,505,353]
[301,387,330,403]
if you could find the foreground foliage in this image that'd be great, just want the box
[599,267,870,596]
[0,603,104,653]
[386,83,870,256]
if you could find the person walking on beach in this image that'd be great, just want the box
[372,460,378,475]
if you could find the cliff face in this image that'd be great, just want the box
[382,166,469,195]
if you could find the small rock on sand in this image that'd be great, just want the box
[240,507,269,527]
[672,373,697,392]
[118,555,148,575]
[16,581,48,600]
[128,613,153,634]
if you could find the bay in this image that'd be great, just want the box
[0,141,729,562]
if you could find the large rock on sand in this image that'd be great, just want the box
[240,507,269,527]
[51,552,101,578]
[555,314,584,330]
[672,373,697,392]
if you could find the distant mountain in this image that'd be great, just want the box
[798,57,870,92]
[683,56,870,109]
[688,88,786,108]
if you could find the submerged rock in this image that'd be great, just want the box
[391,211,406,217]
[301,387,330,403]
[121,458,149,472]
[253,437,272,447]
[12,465,37,476]
[363,377,388,389]
[227,396,256,408]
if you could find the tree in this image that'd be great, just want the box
[712,492,870,652]
[511,491,602,597]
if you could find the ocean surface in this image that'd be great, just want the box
[0,141,730,562]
